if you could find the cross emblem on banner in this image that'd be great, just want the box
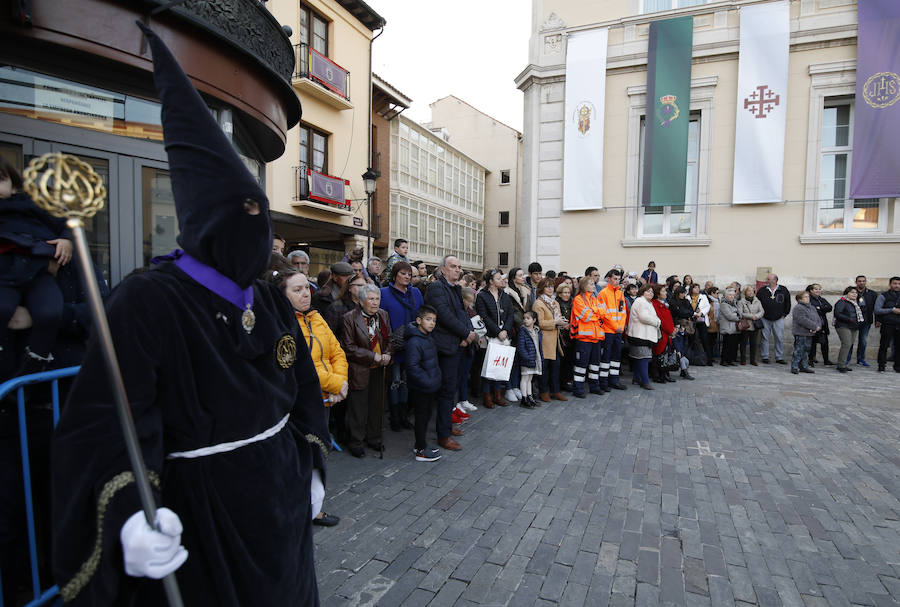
[744,85,780,119]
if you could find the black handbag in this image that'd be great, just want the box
[657,343,681,371]
[753,318,764,330]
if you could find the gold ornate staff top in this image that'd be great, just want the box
[23,152,107,225]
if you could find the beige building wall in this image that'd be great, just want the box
[427,96,522,272]
[265,0,376,254]
[517,0,900,292]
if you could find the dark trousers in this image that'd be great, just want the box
[457,351,474,403]
[722,333,739,364]
[436,351,460,440]
[738,329,759,364]
[599,333,623,387]
[560,342,575,386]
[632,358,650,385]
[0,273,64,379]
[878,324,900,371]
[811,330,831,363]
[573,340,602,393]
[695,322,713,364]
[346,368,385,448]
[408,388,437,451]
[538,357,560,394]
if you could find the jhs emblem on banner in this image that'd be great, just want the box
[862,72,900,109]
[658,94,680,126]
[743,85,780,118]
[573,101,595,136]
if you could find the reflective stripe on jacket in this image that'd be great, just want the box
[571,292,605,343]
[597,284,626,334]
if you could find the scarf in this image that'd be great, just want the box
[690,294,700,310]
[539,293,561,320]
[362,310,384,350]
[842,297,864,323]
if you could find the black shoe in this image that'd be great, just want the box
[313,512,340,527]
[610,384,627,391]
[837,367,849,373]
[878,367,886,372]
[823,360,835,366]
[589,387,606,395]
[653,377,666,384]
[640,383,654,390]
[791,369,799,374]
[573,391,586,398]
[800,368,814,374]
[348,445,365,458]
[680,370,695,380]
[665,374,677,383]
[776,359,787,365]
[762,359,770,364]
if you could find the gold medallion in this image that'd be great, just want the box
[276,334,297,369]
[241,305,256,334]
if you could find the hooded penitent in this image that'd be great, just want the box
[137,21,271,289]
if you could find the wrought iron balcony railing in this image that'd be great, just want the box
[293,164,351,210]
[293,43,351,102]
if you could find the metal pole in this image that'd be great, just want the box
[69,220,185,607]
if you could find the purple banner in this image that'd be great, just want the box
[309,170,348,207]
[850,0,900,198]
[310,50,348,99]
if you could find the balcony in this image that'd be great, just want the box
[292,165,353,215]
[293,43,353,110]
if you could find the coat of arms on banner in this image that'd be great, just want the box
[862,72,900,109]
[574,101,595,136]
[657,94,680,126]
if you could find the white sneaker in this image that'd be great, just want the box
[513,388,523,399]
[505,389,519,402]
[461,400,477,411]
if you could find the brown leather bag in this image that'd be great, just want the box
[737,318,752,332]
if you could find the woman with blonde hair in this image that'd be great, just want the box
[737,285,764,365]
[569,275,605,397]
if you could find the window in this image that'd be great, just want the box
[641,0,707,13]
[298,4,328,75]
[499,211,510,226]
[500,169,510,185]
[637,115,700,237]
[817,100,880,232]
[299,124,328,173]
[499,252,509,266]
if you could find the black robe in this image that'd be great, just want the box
[51,262,329,606]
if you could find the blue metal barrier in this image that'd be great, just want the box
[0,366,80,607]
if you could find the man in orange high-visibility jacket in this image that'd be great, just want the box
[597,269,628,391]
[570,275,606,397]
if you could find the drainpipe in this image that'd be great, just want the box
[367,23,385,258]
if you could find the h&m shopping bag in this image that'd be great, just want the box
[480,338,515,381]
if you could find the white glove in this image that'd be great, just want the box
[310,470,324,519]
[120,508,188,579]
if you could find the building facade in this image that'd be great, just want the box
[0,0,300,285]
[371,74,411,256]
[390,114,486,273]
[427,96,522,272]
[264,0,384,275]
[516,0,899,291]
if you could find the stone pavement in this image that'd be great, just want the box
[313,362,900,607]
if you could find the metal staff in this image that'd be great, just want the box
[24,153,185,607]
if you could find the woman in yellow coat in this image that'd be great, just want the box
[274,265,347,527]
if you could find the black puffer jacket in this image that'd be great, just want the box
[475,289,513,338]
[833,298,862,330]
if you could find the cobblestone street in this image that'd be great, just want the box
[313,363,900,607]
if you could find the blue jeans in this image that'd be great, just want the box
[388,364,408,407]
[457,351,474,403]
[847,322,872,363]
[759,317,785,361]
[791,335,812,371]
[436,352,460,440]
[599,333,623,387]
[632,358,650,385]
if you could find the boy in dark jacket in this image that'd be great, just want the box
[405,305,442,462]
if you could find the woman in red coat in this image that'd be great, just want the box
[651,284,676,383]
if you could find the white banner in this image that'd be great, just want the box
[732,1,789,204]
[563,28,608,211]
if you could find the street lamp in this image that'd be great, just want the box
[362,167,378,256]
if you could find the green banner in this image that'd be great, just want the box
[642,16,693,207]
